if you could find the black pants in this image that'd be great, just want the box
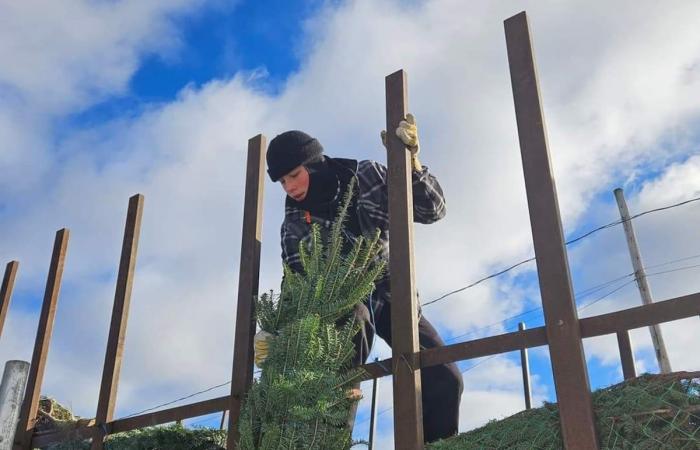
[348,280,464,444]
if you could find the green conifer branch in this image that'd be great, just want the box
[239,180,384,449]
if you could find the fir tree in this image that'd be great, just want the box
[238,180,385,449]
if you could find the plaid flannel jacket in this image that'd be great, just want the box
[280,157,446,293]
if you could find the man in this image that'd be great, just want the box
[256,115,463,443]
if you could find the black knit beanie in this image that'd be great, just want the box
[266,130,324,181]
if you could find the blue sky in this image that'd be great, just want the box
[2,1,700,448]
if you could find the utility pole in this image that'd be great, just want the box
[614,188,672,373]
[0,360,30,450]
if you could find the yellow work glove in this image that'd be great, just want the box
[380,113,423,172]
[254,330,273,366]
[346,387,363,401]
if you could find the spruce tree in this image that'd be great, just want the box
[238,180,385,449]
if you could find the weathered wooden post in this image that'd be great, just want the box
[14,229,69,450]
[614,188,671,373]
[518,322,532,410]
[0,261,19,340]
[91,194,145,449]
[227,134,266,449]
[0,361,29,450]
[504,11,599,449]
[385,69,424,449]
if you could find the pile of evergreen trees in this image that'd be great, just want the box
[238,182,385,449]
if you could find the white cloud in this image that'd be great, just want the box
[1,1,700,445]
[572,154,700,375]
[0,0,212,114]
[0,0,217,197]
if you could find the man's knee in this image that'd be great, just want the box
[347,303,374,366]
[425,362,463,398]
[352,302,371,324]
[446,362,464,396]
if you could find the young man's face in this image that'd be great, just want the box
[279,165,310,201]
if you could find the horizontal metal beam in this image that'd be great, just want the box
[580,292,700,337]
[31,396,229,447]
[360,290,700,380]
[421,324,548,369]
[359,325,549,380]
[31,420,95,447]
[111,396,229,433]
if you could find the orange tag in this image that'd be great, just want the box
[304,210,312,224]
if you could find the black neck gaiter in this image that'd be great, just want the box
[296,157,339,209]
[288,157,362,238]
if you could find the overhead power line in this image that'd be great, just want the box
[422,194,700,308]
[120,380,232,419]
[443,256,700,345]
[118,369,262,420]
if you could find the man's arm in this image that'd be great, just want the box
[358,160,446,226]
[410,165,446,224]
[378,114,446,224]
[281,211,306,274]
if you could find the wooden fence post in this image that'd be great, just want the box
[91,194,145,449]
[518,322,532,410]
[385,69,424,449]
[504,12,599,449]
[14,229,69,450]
[227,134,266,449]
[0,261,19,341]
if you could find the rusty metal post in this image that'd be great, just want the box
[504,12,599,449]
[518,322,532,410]
[219,409,227,430]
[91,194,145,449]
[14,229,69,450]
[368,365,379,450]
[614,188,672,373]
[227,134,266,449]
[385,69,424,449]
[0,261,19,340]
[616,330,636,380]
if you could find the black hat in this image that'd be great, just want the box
[266,130,324,181]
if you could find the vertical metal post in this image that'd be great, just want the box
[219,410,227,430]
[0,361,29,450]
[518,322,532,410]
[0,261,19,341]
[385,69,424,449]
[91,194,145,449]
[14,229,69,450]
[614,188,672,373]
[227,134,266,449]
[616,330,636,380]
[504,12,599,449]
[368,368,379,450]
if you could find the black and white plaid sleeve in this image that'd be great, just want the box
[280,208,306,274]
[410,164,447,223]
[357,160,446,225]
